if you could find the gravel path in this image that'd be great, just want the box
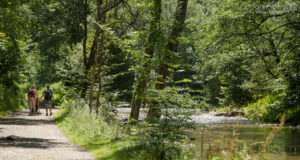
[0,109,94,160]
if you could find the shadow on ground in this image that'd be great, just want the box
[0,117,53,126]
[0,136,67,149]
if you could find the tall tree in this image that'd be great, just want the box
[130,0,162,122]
[88,0,105,113]
[88,0,127,112]
[0,1,30,111]
[95,32,105,114]
[81,0,124,98]
[147,0,189,120]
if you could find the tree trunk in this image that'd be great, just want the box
[88,42,99,113]
[83,0,88,67]
[147,0,189,120]
[88,0,103,112]
[81,0,123,98]
[95,29,105,114]
[80,73,89,98]
[130,77,147,122]
[129,0,162,122]
[79,0,89,98]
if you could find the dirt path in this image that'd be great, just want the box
[0,109,94,160]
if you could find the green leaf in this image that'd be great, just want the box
[175,78,193,83]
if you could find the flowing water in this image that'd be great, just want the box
[116,108,300,159]
[187,124,300,160]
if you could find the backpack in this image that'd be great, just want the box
[28,89,35,97]
[44,89,52,100]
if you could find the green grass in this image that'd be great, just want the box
[82,139,142,160]
[0,110,15,118]
[54,108,143,160]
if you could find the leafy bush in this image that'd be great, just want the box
[0,33,26,115]
[56,89,197,160]
[281,105,300,125]
[244,94,284,122]
[55,99,117,144]
[135,87,197,160]
[49,82,65,105]
[244,78,300,125]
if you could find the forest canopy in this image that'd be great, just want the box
[0,0,299,123]
[1,0,300,159]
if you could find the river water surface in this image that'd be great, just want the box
[188,124,300,160]
[116,108,300,159]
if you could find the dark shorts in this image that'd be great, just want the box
[44,100,52,105]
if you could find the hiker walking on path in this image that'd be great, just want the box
[27,85,38,116]
[40,84,54,116]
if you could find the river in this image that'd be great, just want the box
[116,108,300,160]
[188,124,300,160]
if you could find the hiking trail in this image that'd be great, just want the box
[0,109,94,160]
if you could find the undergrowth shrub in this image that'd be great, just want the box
[50,82,65,106]
[134,87,197,160]
[281,105,300,125]
[244,77,300,125]
[244,94,284,122]
[245,92,300,125]
[55,99,117,144]
[0,83,26,116]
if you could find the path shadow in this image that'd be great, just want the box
[0,117,53,126]
[0,136,67,149]
[3,111,25,117]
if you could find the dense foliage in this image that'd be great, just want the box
[187,0,300,124]
[1,0,299,159]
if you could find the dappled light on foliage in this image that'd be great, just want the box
[1,0,299,159]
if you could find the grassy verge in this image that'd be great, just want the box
[54,107,143,160]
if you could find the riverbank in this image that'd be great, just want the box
[54,108,144,160]
[55,106,300,160]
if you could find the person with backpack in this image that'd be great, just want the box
[40,84,54,116]
[27,85,38,116]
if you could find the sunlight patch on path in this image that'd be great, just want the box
[0,109,94,160]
